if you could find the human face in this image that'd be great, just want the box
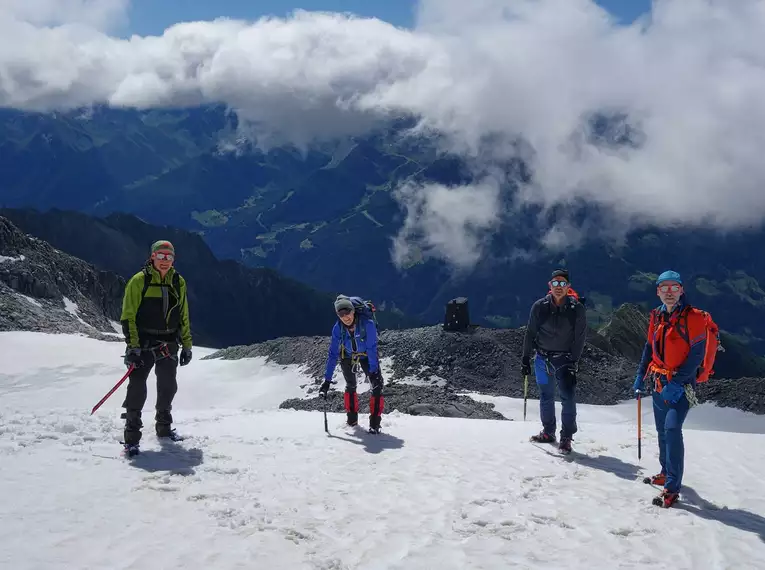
[337,308,355,326]
[549,278,570,301]
[152,249,175,274]
[657,281,682,308]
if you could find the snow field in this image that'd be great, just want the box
[1,332,764,569]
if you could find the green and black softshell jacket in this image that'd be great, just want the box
[120,265,193,350]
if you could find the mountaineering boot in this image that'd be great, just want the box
[122,442,140,458]
[652,489,679,508]
[368,414,381,434]
[368,392,384,434]
[530,431,556,444]
[558,437,572,454]
[122,410,143,447]
[643,473,667,486]
[346,412,358,427]
[155,409,175,438]
[157,428,184,442]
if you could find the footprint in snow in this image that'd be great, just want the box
[529,514,574,529]
[283,528,312,543]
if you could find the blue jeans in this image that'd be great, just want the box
[535,353,577,439]
[653,389,690,493]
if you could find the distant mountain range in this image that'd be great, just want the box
[4,208,765,387]
[2,106,765,354]
[0,209,418,348]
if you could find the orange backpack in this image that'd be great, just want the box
[649,305,721,383]
[694,309,721,383]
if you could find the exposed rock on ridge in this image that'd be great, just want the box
[0,216,123,341]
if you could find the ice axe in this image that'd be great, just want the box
[319,390,330,434]
[91,364,135,415]
[637,392,642,461]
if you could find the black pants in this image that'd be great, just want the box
[340,357,384,428]
[122,342,179,445]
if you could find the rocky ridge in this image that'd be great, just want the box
[206,322,637,420]
[208,307,765,418]
[0,216,124,341]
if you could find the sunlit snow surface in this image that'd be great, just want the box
[1,332,764,569]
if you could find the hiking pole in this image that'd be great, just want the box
[323,394,329,433]
[91,364,135,415]
[637,393,642,461]
[523,374,528,421]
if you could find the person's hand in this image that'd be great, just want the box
[521,356,531,376]
[661,381,685,404]
[179,348,192,366]
[124,347,142,368]
[319,380,333,397]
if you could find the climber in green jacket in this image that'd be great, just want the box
[119,240,192,451]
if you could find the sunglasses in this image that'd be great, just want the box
[551,280,568,287]
[154,252,174,261]
[658,284,682,293]
[336,308,353,317]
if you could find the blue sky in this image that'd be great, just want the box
[125,0,652,37]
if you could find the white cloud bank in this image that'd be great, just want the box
[2,0,765,268]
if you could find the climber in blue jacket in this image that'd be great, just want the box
[320,295,384,433]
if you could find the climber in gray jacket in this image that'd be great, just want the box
[521,269,587,453]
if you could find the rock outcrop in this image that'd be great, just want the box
[597,303,650,361]
[0,216,123,341]
[208,323,637,419]
[210,310,765,416]
[280,383,507,420]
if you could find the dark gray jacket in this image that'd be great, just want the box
[522,294,587,362]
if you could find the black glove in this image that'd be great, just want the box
[520,356,531,377]
[179,348,192,366]
[319,380,332,397]
[124,347,142,368]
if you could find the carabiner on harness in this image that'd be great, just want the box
[146,342,173,361]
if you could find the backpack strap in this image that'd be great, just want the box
[140,267,151,301]
[537,296,581,331]
[358,314,367,344]
[536,298,553,329]
[140,269,181,301]
[675,305,693,347]
[647,308,657,338]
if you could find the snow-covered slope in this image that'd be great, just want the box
[1,332,764,569]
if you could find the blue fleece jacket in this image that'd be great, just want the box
[324,316,379,381]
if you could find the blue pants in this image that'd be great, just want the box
[535,353,577,439]
[652,389,690,493]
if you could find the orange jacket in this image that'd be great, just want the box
[635,298,708,392]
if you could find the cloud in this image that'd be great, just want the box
[2,0,765,267]
[0,0,129,30]
[392,179,502,271]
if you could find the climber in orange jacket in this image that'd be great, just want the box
[633,270,707,508]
